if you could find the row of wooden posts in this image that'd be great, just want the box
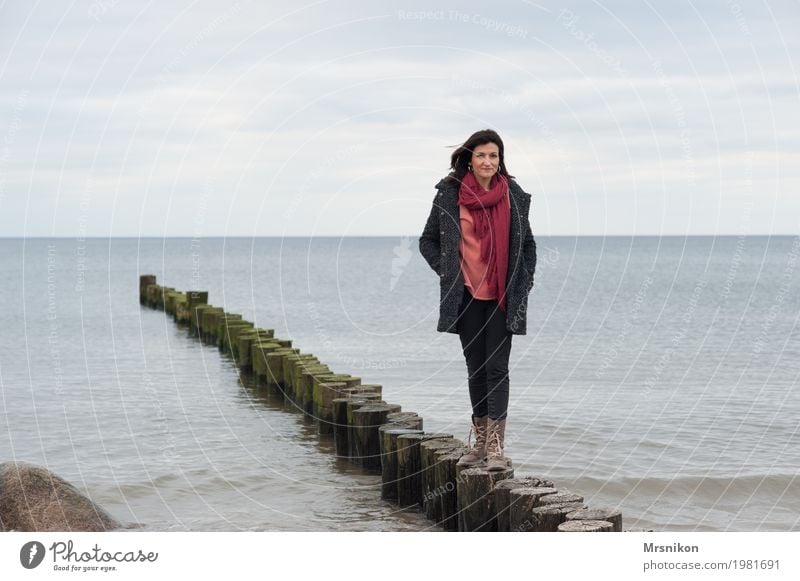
[139,274,623,532]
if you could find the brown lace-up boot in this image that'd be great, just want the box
[457,415,488,466]
[485,417,510,471]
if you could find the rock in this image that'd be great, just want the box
[0,462,120,532]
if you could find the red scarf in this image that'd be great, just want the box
[457,170,510,311]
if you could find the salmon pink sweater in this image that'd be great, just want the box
[458,190,510,300]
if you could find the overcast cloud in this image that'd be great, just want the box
[1,0,798,236]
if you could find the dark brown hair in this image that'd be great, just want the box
[446,129,514,184]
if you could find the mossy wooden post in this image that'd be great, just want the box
[147,284,159,308]
[298,368,331,414]
[148,284,166,309]
[316,379,358,434]
[254,341,290,385]
[164,290,181,315]
[160,287,176,310]
[299,363,329,412]
[190,304,214,338]
[139,275,156,304]
[316,376,360,433]
[564,507,623,532]
[250,341,282,382]
[314,380,345,430]
[558,520,614,532]
[303,369,333,412]
[345,396,383,458]
[350,384,383,397]
[352,404,402,471]
[200,308,224,343]
[281,353,302,400]
[302,366,345,406]
[379,427,423,501]
[457,466,515,532]
[494,477,556,532]
[236,330,274,371]
[214,314,242,349]
[395,433,452,510]
[282,354,317,403]
[164,290,183,315]
[217,315,248,353]
[265,348,299,398]
[288,354,321,403]
[144,284,157,307]
[186,291,208,309]
[334,397,374,459]
[202,309,225,344]
[175,291,206,324]
[420,438,463,522]
[436,449,467,531]
[222,322,254,356]
[157,286,175,313]
[309,373,338,416]
[174,295,190,323]
[308,372,339,415]
[220,321,249,355]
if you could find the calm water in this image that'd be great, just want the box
[1,236,798,531]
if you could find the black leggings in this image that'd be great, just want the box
[456,286,512,421]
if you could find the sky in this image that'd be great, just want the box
[0,0,798,237]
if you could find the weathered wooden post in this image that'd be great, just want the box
[558,519,614,532]
[219,319,250,355]
[298,368,332,413]
[235,329,275,371]
[352,403,402,471]
[264,348,299,396]
[457,466,515,532]
[315,377,360,434]
[176,291,208,324]
[214,314,243,349]
[139,275,156,304]
[154,286,175,310]
[493,477,555,532]
[395,433,452,510]
[199,308,224,343]
[345,396,383,458]
[250,341,282,381]
[563,507,623,532]
[189,304,215,338]
[420,438,464,522]
[379,427,424,501]
[333,396,378,459]
[435,449,467,531]
[385,412,421,428]
[508,490,587,532]
[281,354,318,403]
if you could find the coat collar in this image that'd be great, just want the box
[435,175,530,207]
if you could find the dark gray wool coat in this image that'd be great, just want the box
[419,174,537,335]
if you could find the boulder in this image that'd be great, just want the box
[0,462,120,532]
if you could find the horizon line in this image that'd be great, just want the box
[1,234,798,239]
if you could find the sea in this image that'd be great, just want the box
[1,236,798,532]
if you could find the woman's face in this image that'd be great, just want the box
[471,142,500,182]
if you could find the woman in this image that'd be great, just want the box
[419,129,537,471]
